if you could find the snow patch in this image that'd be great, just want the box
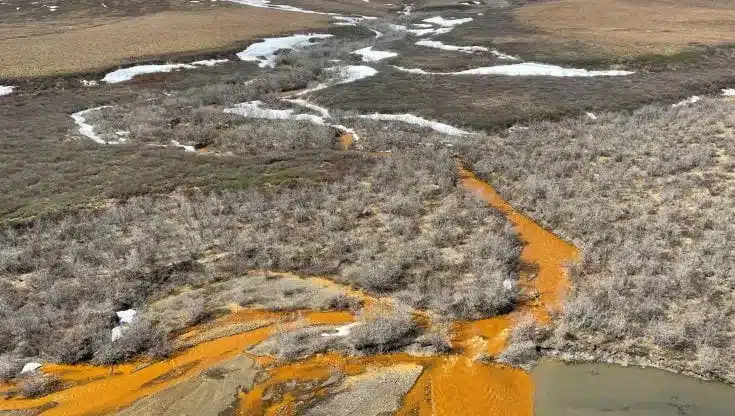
[407,27,452,36]
[352,46,398,62]
[116,309,137,324]
[332,124,360,141]
[171,140,197,152]
[334,65,378,85]
[285,99,331,118]
[226,0,375,22]
[672,96,701,108]
[393,63,634,77]
[415,40,488,53]
[490,50,518,60]
[722,88,735,97]
[237,34,333,68]
[332,15,362,25]
[103,64,194,83]
[422,16,473,27]
[508,125,529,132]
[321,322,360,337]
[190,58,230,66]
[0,85,15,96]
[224,100,326,124]
[21,363,42,374]
[411,23,434,28]
[357,113,470,135]
[370,29,383,38]
[71,106,113,144]
[227,0,326,14]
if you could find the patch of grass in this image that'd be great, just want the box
[313,66,735,131]
[0,144,361,225]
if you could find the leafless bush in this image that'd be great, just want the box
[268,326,342,361]
[496,341,539,370]
[202,366,230,379]
[458,98,735,380]
[19,374,62,398]
[0,355,23,382]
[93,319,171,365]
[347,306,419,354]
[2,125,520,365]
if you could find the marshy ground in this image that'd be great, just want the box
[1,0,735,414]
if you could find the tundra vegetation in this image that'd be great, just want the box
[3,0,735,398]
[0,122,521,371]
[458,97,735,381]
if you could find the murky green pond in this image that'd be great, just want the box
[534,360,735,415]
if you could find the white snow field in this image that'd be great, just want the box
[672,96,702,107]
[415,40,488,53]
[0,86,15,96]
[422,16,473,27]
[224,100,327,124]
[352,46,398,62]
[237,34,333,68]
[70,106,113,144]
[356,113,470,135]
[102,59,231,84]
[393,62,634,77]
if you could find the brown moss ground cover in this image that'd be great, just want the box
[514,0,735,56]
[0,6,330,78]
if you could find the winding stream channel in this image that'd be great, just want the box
[2,164,730,415]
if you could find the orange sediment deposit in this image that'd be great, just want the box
[0,326,276,415]
[241,353,533,416]
[0,308,353,416]
[452,315,512,358]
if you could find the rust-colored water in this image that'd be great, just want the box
[458,167,579,320]
[0,310,352,416]
[0,166,578,416]
[238,167,577,416]
[241,353,533,416]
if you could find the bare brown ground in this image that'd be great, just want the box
[0,6,329,78]
[514,0,735,55]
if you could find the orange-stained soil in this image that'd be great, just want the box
[339,133,354,150]
[0,166,578,416]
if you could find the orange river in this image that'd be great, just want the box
[0,166,578,416]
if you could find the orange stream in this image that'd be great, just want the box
[0,166,578,416]
[238,167,579,416]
